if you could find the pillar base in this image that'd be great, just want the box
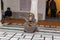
[0,22,3,26]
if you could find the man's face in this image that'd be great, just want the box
[7,9,10,11]
[29,13,33,17]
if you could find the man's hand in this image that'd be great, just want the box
[24,29,27,32]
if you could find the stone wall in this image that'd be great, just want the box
[12,12,29,19]
[12,12,43,20]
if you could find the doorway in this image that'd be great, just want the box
[45,0,60,21]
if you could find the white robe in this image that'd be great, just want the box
[24,22,37,33]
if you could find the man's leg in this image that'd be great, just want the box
[2,15,5,24]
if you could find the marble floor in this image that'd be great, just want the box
[1,23,60,33]
[0,29,60,40]
[0,23,60,40]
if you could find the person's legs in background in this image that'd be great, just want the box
[51,9,56,17]
[2,15,5,24]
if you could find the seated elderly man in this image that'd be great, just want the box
[24,22,38,33]
[24,12,37,33]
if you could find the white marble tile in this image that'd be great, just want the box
[45,38,52,40]
[0,32,5,35]
[1,38,8,40]
[24,35,32,39]
[54,38,60,40]
[13,35,20,38]
[0,35,5,37]
[1,37,11,40]
[54,35,60,39]
[10,37,18,40]
[42,34,52,38]
[19,38,31,40]
[32,38,44,40]
[15,33,23,36]
[6,32,16,35]
[33,34,41,38]
[24,33,33,36]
